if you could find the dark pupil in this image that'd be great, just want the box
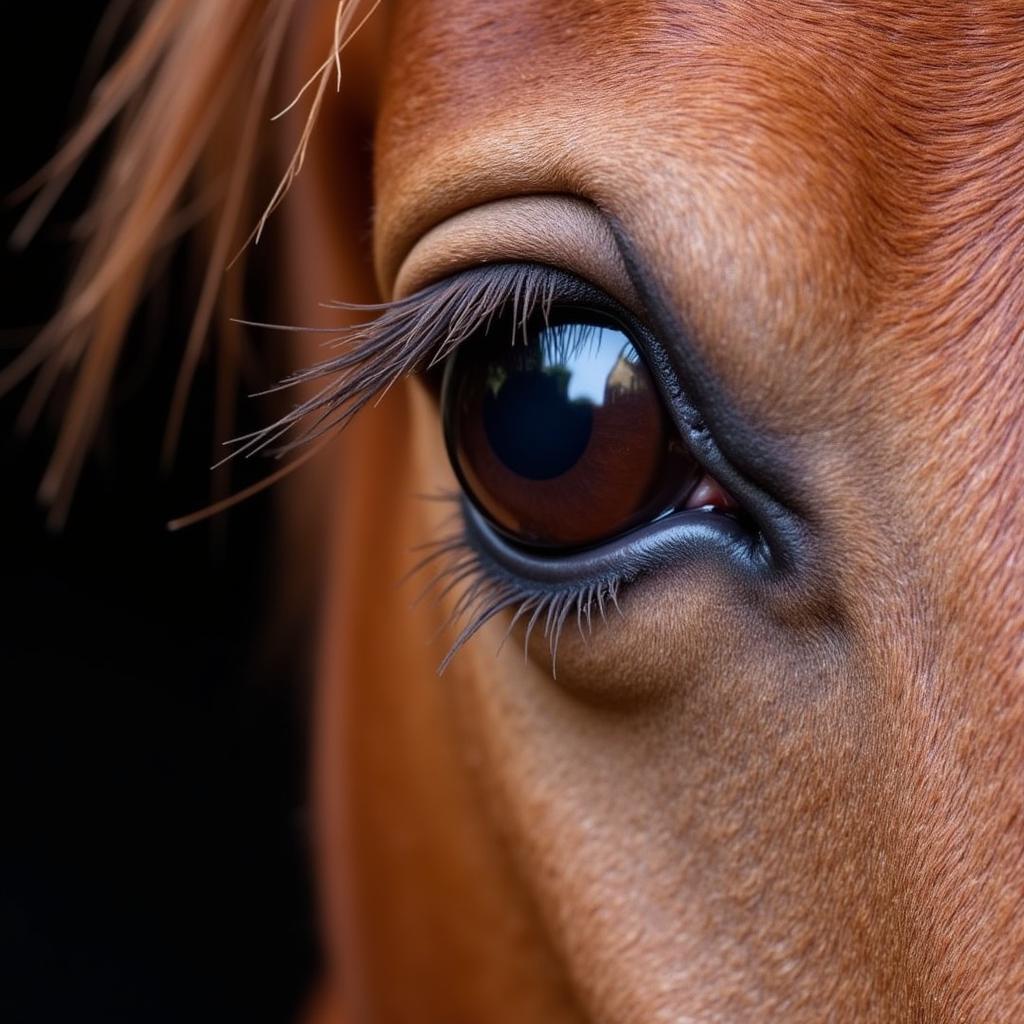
[443,306,700,549]
[482,354,594,480]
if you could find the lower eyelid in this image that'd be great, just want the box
[462,500,766,592]
[414,497,763,676]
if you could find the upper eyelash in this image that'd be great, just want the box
[224,263,558,463]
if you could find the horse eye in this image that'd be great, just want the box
[441,306,704,549]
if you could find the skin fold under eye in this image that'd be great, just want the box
[442,306,705,549]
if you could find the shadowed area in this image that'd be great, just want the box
[2,7,318,1021]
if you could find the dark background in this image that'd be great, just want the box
[3,7,318,1021]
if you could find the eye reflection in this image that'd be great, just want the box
[442,307,703,549]
[481,322,638,481]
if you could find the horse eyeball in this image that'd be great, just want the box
[441,307,706,550]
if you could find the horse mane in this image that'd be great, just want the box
[6,0,371,525]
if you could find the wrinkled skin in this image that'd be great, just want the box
[284,2,1024,1021]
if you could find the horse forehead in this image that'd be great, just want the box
[386,1,1024,72]
[381,1,1024,134]
[379,0,1024,277]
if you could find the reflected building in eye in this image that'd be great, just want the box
[558,323,643,407]
[605,349,646,400]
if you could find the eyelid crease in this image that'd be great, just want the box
[391,194,641,313]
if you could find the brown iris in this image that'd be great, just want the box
[442,307,702,549]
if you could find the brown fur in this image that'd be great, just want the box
[296,2,1024,1021]
[21,1,1024,1021]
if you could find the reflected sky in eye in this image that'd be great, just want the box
[537,323,633,405]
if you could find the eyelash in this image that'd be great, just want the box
[408,497,628,676]
[227,264,558,461]
[233,262,749,675]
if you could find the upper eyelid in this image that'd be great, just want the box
[395,198,792,513]
[390,195,641,314]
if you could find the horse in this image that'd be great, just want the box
[13,1,1024,1021]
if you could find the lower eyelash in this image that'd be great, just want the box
[410,494,624,677]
